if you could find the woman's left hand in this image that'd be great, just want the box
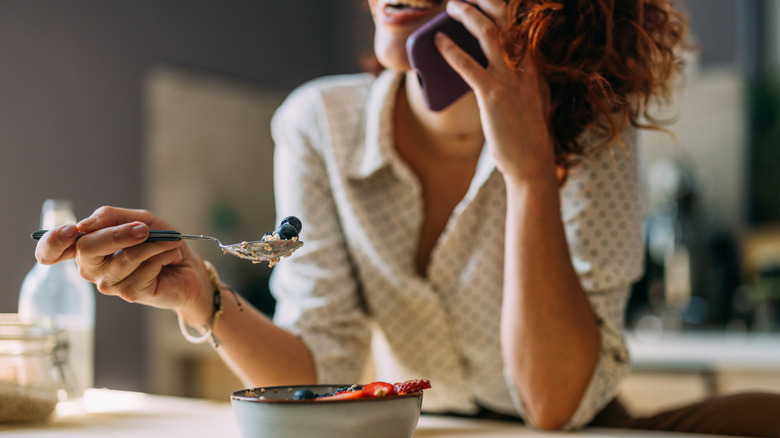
[437,0,557,186]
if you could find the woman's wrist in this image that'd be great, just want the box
[498,148,559,192]
[175,259,218,326]
[176,260,243,347]
[503,168,561,202]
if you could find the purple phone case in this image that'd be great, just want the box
[406,11,488,111]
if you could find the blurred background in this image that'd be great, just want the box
[0,0,778,414]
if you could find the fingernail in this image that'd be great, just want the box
[446,1,459,14]
[62,224,78,238]
[132,224,148,239]
[78,216,96,228]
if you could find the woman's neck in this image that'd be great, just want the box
[400,71,484,160]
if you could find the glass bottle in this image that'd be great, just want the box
[18,199,95,399]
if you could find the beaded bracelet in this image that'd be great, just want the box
[177,260,243,347]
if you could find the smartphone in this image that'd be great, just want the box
[406,10,488,111]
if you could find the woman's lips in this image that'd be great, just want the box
[377,0,444,25]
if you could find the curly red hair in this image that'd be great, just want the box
[503,0,689,167]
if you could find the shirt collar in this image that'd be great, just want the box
[349,70,498,192]
[464,142,498,201]
[350,70,402,180]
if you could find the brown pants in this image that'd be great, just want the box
[590,392,780,438]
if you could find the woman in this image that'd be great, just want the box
[35,0,780,435]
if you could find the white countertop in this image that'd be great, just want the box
[0,389,736,437]
[627,330,780,371]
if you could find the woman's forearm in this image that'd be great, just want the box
[177,281,316,388]
[501,175,601,430]
[211,291,316,387]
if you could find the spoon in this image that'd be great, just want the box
[31,230,303,264]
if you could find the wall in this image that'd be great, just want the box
[0,0,372,392]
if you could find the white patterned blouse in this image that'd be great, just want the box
[268,69,646,429]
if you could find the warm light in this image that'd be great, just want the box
[56,388,151,417]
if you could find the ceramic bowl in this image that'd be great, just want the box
[231,384,423,438]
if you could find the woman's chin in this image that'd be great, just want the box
[373,42,413,72]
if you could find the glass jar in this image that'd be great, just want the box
[0,314,71,423]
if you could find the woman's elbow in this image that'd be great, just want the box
[533,416,570,432]
[526,401,578,431]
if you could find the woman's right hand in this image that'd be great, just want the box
[438,0,558,187]
[35,206,214,323]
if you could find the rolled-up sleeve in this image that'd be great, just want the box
[563,133,645,428]
[268,83,371,384]
[508,132,646,429]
